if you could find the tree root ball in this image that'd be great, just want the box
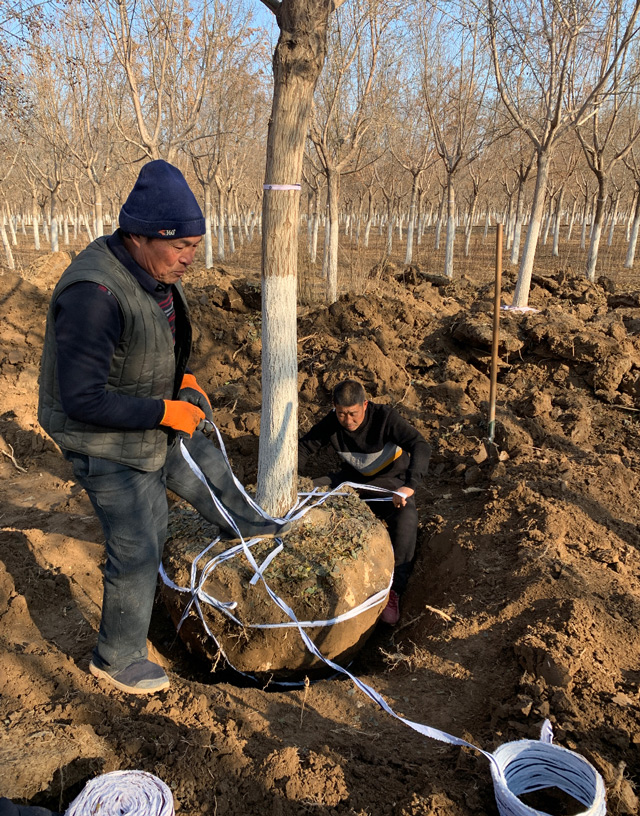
[160,489,394,676]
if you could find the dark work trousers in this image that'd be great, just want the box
[64,431,271,673]
[315,471,418,595]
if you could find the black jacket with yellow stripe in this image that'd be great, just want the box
[298,402,431,489]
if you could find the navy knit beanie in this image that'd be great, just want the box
[119,160,205,238]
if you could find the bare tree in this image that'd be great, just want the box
[487,0,640,307]
[88,0,222,161]
[577,44,640,280]
[309,0,398,303]
[418,3,491,279]
[387,84,436,265]
[188,22,268,266]
[256,0,347,517]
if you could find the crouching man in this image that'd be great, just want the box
[298,379,431,625]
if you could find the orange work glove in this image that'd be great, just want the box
[160,400,205,437]
[178,373,214,423]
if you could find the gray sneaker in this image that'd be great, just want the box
[89,659,170,695]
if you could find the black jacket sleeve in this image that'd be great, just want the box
[54,282,165,430]
[384,408,431,489]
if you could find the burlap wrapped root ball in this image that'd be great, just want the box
[161,488,394,675]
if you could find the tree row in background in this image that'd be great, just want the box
[2,0,640,307]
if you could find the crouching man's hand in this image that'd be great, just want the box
[178,373,214,424]
[392,486,414,508]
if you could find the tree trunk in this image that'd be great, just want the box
[216,183,226,261]
[204,184,214,269]
[510,187,525,266]
[513,151,550,308]
[567,196,577,242]
[49,193,59,253]
[32,198,40,251]
[444,175,455,279]
[552,187,564,257]
[625,184,640,268]
[1,216,15,269]
[404,173,419,266]
[94,184,104,238]
[585,177,607,283]
[257,1,332,517]
[607,193,619,246]
[325,168,340,304]
[464,194,478,258]
[434,192,445,250]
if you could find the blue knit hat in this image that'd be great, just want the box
[119,160,205,238]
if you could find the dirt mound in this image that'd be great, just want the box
[0,255,639,815]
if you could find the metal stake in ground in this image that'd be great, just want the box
[487,223,503,444]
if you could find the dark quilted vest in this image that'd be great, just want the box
[38,237,191,471]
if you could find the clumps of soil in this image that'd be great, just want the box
[2,252,640,815]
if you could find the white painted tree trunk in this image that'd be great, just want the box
[542,207,552,245]
[325,170,340,303]
[607,196,618,246]
[364,217,372,247]
[216,186,226,261]
[510,194,525,266]
[1,217,15,269]
[464,197,478,258]
[227,216,236,255]
[552,188,564,257]
[625,188,640,268]
[385,213,393,256]
[257,1,331,516]
[625,192,636,241]
[310,211,319,263]
[204,185,213,269]
[513,152,550,308]
[6,208,17,246]
[32,207,40,251]
[585,179,607,282]
[444,178,455,279]
[567,197,577,241]
[84,213,94,242]
[94,186,104,238]
[50,194,59,252]
[404,175,419,266]
[434,194,445,250]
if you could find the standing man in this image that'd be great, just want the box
[38,160,285,695]
[298,379,431,625]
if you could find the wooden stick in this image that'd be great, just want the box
[488,223,503,444]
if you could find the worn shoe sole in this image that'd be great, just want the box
[89,661,170,695]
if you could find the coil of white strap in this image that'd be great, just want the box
[163,427,607,816]
[64,770,174,816]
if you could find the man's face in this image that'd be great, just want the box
[334,401,368,432]
[129,235,203,284]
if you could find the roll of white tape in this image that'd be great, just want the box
[65,771,174,816]
[490,737,606,816]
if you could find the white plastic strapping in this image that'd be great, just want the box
[164,427,607,816]
[64,770,174,816]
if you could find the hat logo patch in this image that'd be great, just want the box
[158,229,176,236]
